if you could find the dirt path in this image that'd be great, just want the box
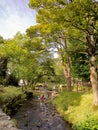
[13,98,73,130]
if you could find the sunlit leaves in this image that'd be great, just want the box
[65,0,98,33]
[29,0,58,9]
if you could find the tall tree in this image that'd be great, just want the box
[4,32,37,88]
[28,0,98,105]
[61,0,98,105]
[27,0,72,90]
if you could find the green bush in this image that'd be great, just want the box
[73,115,98,130]
[52,90,98,129]
[3,94,26,116]
[0,86,27,116]
[0,86,26,105]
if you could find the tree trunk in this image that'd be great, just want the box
[61,35,72,91]
[87,33,98,105]
[63,64,71,91]
[90,55,98,106]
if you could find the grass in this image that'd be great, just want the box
[52,90,98,128]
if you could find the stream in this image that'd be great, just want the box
[12,97,73,130]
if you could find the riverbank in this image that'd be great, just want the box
[0,108,20,130]
[0,86,34,130]
[53,90,98,130]
[0,87,33,116]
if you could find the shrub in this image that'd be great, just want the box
[73,115,98,130]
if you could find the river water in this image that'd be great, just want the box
[12,98,73,130]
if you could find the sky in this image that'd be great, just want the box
[0,0,36,39]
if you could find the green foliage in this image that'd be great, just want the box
[0,86,25,105]
[53,91,98,129]
[71,53,90,81]
[54,59,65,83]
[3,33,40,84]
[0,57,7,78]
[3,31,57,85]
[73,115,98,130]
[0,35,4,44]
[4,74,18,86]
[28,0,96,88]
[26,25,59,83]
[0,36,8,84]
[53,91,82,115]
[0,86,27,116]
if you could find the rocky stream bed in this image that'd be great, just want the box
[12,98,73,130]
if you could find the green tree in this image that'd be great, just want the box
[26,29,56,83]
[71,53,90,81]
[0,36,8,84]
[60,0,98,105]
[3,32,56,91]
[3,32,37,89]
[28,0,98,105]
[26,15,72,91]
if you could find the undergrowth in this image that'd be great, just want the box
[0,86,26,105]
[53,90,98,130]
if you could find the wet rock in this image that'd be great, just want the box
[31,126,39,130]
[36,122,41,127]
[52,113,56,117]
[0,108,20,130]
